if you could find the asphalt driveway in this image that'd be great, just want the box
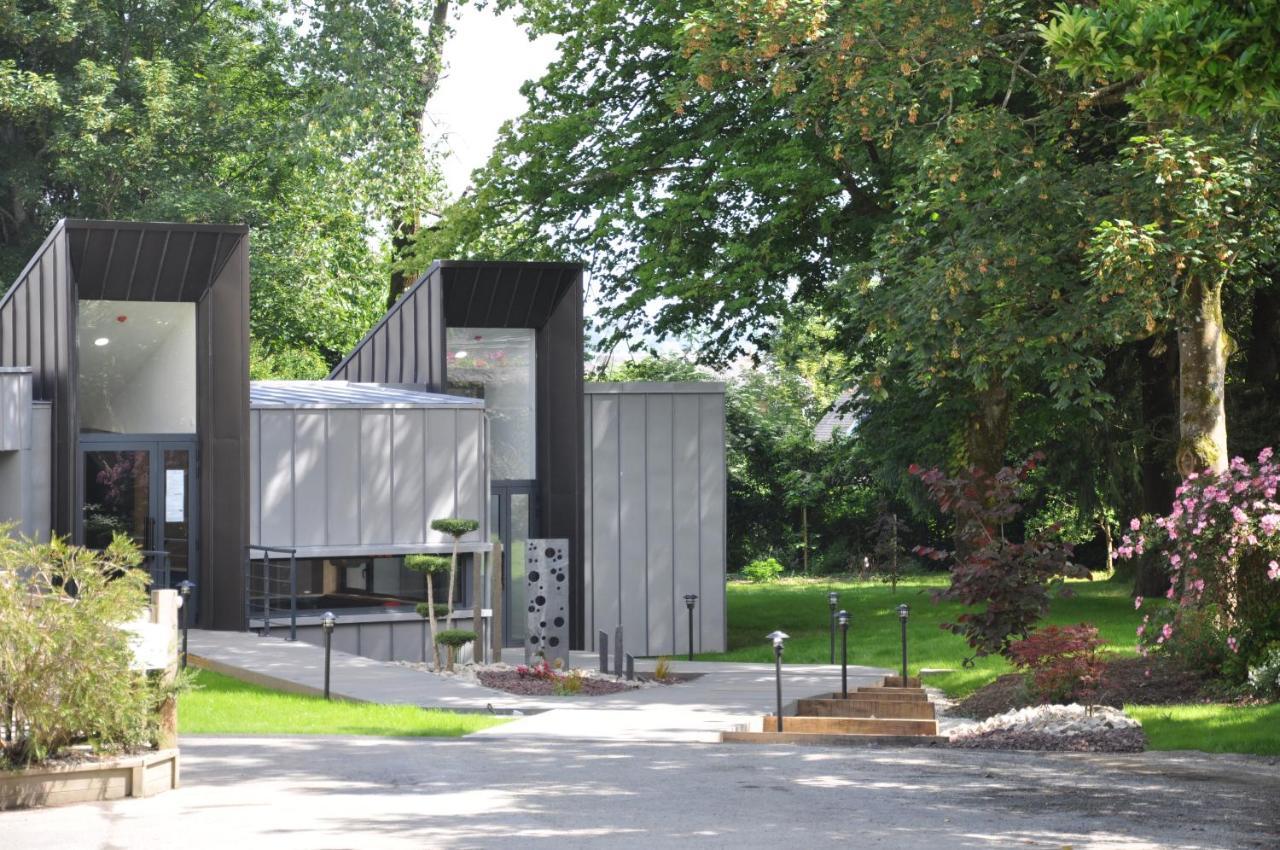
[5,735,1277,849]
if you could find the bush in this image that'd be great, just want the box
[1247,643,1280,699]
[1119,447,1280,678]
[434,629,476,649]
[1008,624,1105,704]
[554,670,585,696]
[0,533,156,767]
[415,602,450,620]
[912,455,1089,662]
[404,554,450,574]
[742,557,784,583]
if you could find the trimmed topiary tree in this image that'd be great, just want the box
[405,554,450,670]
[430,518,480,630]
[434,629,477,672]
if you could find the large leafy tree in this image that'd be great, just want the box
[1,0,449,368]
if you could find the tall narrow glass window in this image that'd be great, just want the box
[78,300,197,434]
[446,327,536,480]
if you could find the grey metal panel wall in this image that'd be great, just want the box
[0,370,32,450]
[583,383,727,655]
[250,406,488,553]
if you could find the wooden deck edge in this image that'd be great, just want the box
[0,748,180,810]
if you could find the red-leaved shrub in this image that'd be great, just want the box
[1008,624,1105,705]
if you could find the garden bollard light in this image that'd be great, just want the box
[827,590,838,663]
[838,609,850,699]
[321,611,337,700]
[897,603,910,687]
[177,580,195,670]
[684,594,698,661]
[767,630,789,732]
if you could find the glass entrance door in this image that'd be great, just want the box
[490,481,537,646]
[80,437,198,603]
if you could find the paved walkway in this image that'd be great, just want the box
[189,629,890,742]
[8,735,1277,849]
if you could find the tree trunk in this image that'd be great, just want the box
[1175,277,1230,477]
[426,574,441,670]
[957,381,1011,554]
[446,537,459,628]
[801,506,809,574]
[387,0,451,308]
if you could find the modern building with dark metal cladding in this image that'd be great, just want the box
[329,261,587,648]
[0,219,249,629]
[1,220,726,658]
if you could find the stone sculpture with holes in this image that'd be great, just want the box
[524,538,570,667]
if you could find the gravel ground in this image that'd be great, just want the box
[949,704,1148,753]
[6,735,1277,849]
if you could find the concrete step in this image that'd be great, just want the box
[795,696,936,720]
[762,715,939,736]
[721,730,948,747]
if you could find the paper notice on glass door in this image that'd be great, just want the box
[165,469,185,522]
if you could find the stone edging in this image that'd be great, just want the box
[0,748,180,810]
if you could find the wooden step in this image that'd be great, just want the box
[796,697,936,720]
[881,676,921,688]
[762,715,938,736]
[721,730,949,748]
[853,687,928,701]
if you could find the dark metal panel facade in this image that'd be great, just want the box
[197,235,250,629]
[328,267,446,387]
[0,222,75,534]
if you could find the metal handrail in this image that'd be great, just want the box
[245,545,298,641]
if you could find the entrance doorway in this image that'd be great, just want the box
[490,481,538,646]
[79,436,198,608]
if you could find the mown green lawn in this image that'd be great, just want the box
[698,575,1278,755]
[181,669,508,737]
[698,575,1139,697]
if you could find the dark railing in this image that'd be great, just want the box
[138,549,171,590]
[245,545,298,641]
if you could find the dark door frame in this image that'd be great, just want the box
[77,433,200,614]
[491,479,539,646]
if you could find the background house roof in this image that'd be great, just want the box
[250,380,483,409]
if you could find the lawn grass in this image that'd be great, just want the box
[180,669,509,737]
[1127,703,1280,756]
[698,574,1140,697]
[700,574,1280,754]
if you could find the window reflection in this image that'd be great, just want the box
[446,327,536,480]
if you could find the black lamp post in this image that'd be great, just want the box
[827,590,838,664]
[684,594,698,661]
[896,603,910,687]
[321,611,337,700]
[837,609,849,699]
[176,580,195,670]
[767,630,789,732]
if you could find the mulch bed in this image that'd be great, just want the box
[476,670,694,696]
[951,727,1147,753]
[950,655,1217,720]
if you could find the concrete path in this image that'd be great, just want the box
[188,629,890,742]
[6,735,1277,849]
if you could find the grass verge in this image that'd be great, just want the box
[1127,703,1280,756]
[180,669,509,737]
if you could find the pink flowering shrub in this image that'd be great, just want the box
[1117,448,1280,678]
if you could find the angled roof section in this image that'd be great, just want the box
[436,260,580,328]
[250,380,483,409]
[63,219,247,302]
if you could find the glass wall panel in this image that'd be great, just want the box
[78,300,196,434]
[446,327,535,480]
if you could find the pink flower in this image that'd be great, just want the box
[1260,447,1274,463]
[1134,596,1144,610]
[1232,506,1248,525]
[1227,636,1239,653]
[1268,560,1279,581]
[1166,586,1176,599]
[1136,624,1145,637]
[1161,623,1173,640]
[1130,518,1141,531]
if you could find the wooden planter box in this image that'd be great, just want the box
[0,748,179,811]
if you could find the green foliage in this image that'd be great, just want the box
[553,670,585,696]
[0,0,450,362]
[430,518,480,539]
[404,554,451,574]
[249,340,329,381]
[1246,644,1280,699]
[1042,0,1280,120]
[652,656,673,682]
[1128,702,1280,756]
[0,533,154,767]
[415,602,450,620]
[434,629,477,649]
[742,557,784,584]
[1008,624,1106,704]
